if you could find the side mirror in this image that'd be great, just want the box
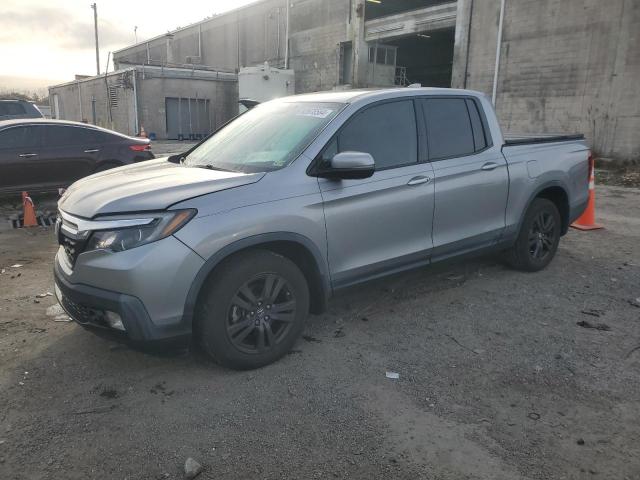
[319,151,375,180]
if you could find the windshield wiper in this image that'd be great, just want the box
[194,164,235,172]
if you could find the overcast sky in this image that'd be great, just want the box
[0,0,257,91]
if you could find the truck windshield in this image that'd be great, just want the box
[184,101,342,173]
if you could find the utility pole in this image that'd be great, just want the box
[134,26,138,44]
[91,3,100,75]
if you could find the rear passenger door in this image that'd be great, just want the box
[420,97,509,260]
[318,99,435,288]
[41,125,100,185]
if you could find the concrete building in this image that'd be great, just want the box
[52,0,638,161]
[49,65,237,139]
[452,0,639,162]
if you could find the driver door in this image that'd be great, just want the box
[317,99,435,289]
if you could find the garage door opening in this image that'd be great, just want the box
[165,97,212,140]
[385,28,455,87]
[365,0,451,20]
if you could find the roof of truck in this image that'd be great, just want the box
[277,87,487,104]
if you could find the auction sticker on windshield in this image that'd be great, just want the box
[295,107,335,118]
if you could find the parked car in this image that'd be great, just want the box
[0,119,154,194]
[0,99,44,121]
[54,88,590,369]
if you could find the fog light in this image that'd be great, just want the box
[105,311,125,331]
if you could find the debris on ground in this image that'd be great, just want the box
[527,412,541,421]
[45,304,71,322]
[35,292,53,298]
[446,274,465,282]
[10,264,23,268]
[577,320,611,331]
[184,457,203,479]
[385,371,400,380]
[99,388,119,399]
[302,335,321,343]
[580,309,604,317]
[629,297,640,308]
[334,327,345,338]
[72,405,117,415]
[577,438,585,445]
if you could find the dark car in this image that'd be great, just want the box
[0,100,44,121]
[0,119,154,194]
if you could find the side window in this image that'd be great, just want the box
[43,126,102,147]
[0,102,26,116]
[43,126,77,147]
[466,99,487,151]
[320,137,338,165]
[336,100,417,170]
[423,98,475,160]
[0,126,41,150]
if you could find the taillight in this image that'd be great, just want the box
[129,144,151,152]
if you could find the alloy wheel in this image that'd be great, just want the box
[528,210,556,260]
[226,273,297,354]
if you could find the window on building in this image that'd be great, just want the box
[385,49,396,66]
[368,45,397,67]
[422,98,475,160]
[108,86,119,108]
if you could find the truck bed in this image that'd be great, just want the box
[503,133,585,146]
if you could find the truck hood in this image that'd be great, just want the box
[59,158,265,218]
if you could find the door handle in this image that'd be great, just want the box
[18,153,38,158]
[84,149,100,153]
[481,162,500,171]
[407,175,431,186]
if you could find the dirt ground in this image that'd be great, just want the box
[0,185,639,480]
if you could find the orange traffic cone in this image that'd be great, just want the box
[21,191,38,227]
[138,125,148,138]
[571,154,603,231]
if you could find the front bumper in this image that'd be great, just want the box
[54,262,191,344]
[53,234,205,344]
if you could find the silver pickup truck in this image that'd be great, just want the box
[54,88,590,369]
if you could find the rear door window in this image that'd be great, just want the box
[43,125,106,147]
[0,126,42,150]
[336,100,418,170]
[422,98,475,160]
[466,99,487,151]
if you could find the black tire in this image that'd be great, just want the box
[196,249,309,370]
[503,198,561,272]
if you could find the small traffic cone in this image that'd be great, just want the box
[571,154,603,231]
[21,191,38,227]
[138,125,148,138]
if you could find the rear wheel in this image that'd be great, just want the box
[504,198,561,272]
[196,249,309,369]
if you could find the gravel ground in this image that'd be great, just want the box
[0,185,639,480]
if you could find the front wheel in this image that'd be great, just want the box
[503,198,561,272]
[196,249,309,370]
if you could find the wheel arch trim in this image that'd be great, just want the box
[517,180,570,236]
[181,232,331,330]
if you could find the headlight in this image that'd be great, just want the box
[84,209,196,253]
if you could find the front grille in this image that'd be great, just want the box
[56,212,89,266]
